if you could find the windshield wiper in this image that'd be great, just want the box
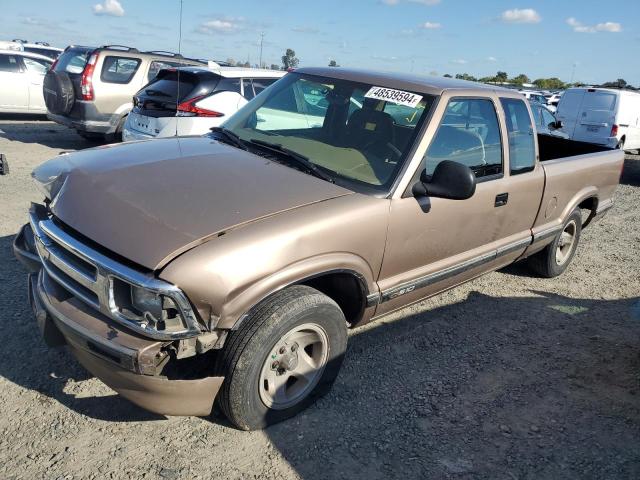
[248,139,335,183]
[209,127,248,151]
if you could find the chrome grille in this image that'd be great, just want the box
[30,211,202,340]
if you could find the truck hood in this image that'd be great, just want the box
[44,136,352,269]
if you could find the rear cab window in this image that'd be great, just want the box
[424,97,503,179]
[101,56,141,84]
[500,98,536,174]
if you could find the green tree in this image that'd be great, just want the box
[328,59,339,67]
[270,64,281,70]
[533,77,566,90]
[601,78,628,88]
[511,73,530,85]
[455,73,477,81]
[281,48,299,70]
[495,71,508,83]
[443,73,452,78]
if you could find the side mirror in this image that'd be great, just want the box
[551,120,563,130]
[413,160,476,200]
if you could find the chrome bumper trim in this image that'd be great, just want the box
[30,209,202,340]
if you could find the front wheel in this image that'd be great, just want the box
[216,285,347,430]
[527,208,582,278]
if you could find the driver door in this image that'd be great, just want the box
[376,95,517,315]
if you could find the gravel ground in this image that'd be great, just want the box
[1,117,639,480]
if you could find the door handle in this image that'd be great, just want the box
[495,193,509,207]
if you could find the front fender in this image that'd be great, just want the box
[220,253,377,330]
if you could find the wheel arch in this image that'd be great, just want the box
[220,254,378,331]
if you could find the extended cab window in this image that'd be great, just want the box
[101,56,141,84]
[500,98,536,174]
[424,98,502,178]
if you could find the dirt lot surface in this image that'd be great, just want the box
[1,117,639,480]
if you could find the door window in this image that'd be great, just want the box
[100,56,141,84]
[424,98,503,178]
[500,98,536,174]
[252,78,277,96]
[23,57,51,74]
[0,54,21,73]
[216,77,241,94]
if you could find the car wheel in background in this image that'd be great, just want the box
[527,208,582,278]
[216,285,348,430]
[43,71,75,115]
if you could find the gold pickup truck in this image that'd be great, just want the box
[14,68,623,430]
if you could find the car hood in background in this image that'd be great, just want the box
[48,137,352,269]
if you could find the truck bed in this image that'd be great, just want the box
[537,134,612,162]
[529,135,624,251]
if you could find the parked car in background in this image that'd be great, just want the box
[43,45,208,142]
[0,40,63,59]
[0,41,24,52]
[520,90,547,105]
[21,42,63,60]
[15,68,623,430]
[555,87,640,150]
[123,65,284,141]
[0,50,52,113]
[529,101,568,139]
[546,92,563,112]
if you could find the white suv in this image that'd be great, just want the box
[122,65,285,141]
[0,50,52,113]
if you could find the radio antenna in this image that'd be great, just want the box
[175,0,183,137]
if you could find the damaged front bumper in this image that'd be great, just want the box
[13,221,224,417]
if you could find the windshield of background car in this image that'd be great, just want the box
[53,47,92,74]
[222,73,435,193]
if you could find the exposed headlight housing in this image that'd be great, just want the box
[111,278,191,335]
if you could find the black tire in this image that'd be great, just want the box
[616,138,625,151]
[43,70,75,114]
[103,115,127,143]
[527,208,582,278]
[217,285,347,430]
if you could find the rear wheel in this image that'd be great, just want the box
[527,209,582,278]
[216,285,347,430]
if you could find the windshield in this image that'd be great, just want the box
[220,73,435,193]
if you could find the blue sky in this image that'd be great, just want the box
[4,0,639,84]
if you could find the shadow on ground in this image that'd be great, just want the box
[2,231,639,478]
[0,115,97,151]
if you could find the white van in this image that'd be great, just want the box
[555,87,640,151]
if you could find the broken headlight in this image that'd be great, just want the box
[112,279,187,334]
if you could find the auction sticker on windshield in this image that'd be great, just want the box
[364,87,423,108]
